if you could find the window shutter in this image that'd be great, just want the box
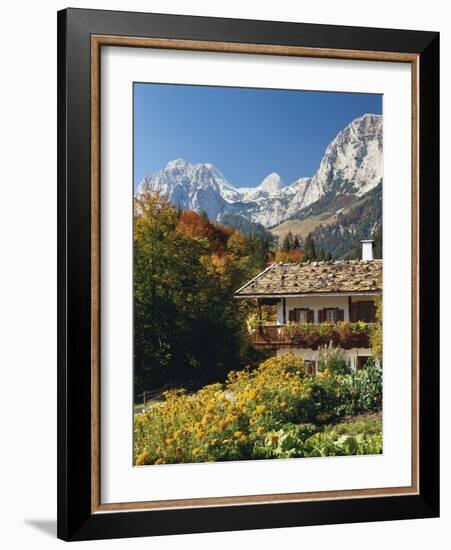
[288,309,296,322]
[337,308,344,321]
[308,309,314,323]
[350,303,359,322]
[318,309,324,323]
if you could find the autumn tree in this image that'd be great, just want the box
[134,190,269,393]
[274,249,304,263]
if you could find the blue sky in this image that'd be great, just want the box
[134,83,382,190]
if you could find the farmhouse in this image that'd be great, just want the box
[234,241,382,370]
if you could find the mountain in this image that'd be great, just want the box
[219,213,275,243]
[308,182,382,259]
[136,113,383,232]
[137,158,240,221]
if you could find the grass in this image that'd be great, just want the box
[323,413,382,436]
[270,212,338,241]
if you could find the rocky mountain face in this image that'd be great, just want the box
[309,182,382,259]
[137,113,383,230]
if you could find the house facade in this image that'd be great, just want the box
[234,241,382,371]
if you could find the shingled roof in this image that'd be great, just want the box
[235,260,382,297]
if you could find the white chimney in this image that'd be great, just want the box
[361,240,374,261]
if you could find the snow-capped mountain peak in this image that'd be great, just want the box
[257,172,284,194]
[136,113,382,227]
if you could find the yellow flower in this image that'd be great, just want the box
[192,448,201,457]
[154,458,166,465]
[234,430,244,438]
[248,389,257,401]
[268,433,279,444]
[280,401,287,408]
[135,451,150,465]
[211,438,220,446]
[201,413,213,426]
[255,404,266,414]
[223,439,231,445]
[239,434,247,443]
[257,426,265,435]
[165,437,174,446]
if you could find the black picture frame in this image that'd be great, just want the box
[57,7,439,541]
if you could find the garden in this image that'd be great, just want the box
[134,352,382,466]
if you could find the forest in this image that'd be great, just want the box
[134,190,272,394]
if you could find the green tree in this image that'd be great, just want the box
[281,231,293,253]
[373,225,383,259]
[133,191,265,393]
[304,233,317,261]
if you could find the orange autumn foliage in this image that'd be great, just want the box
[177,210,235,255]
[274,249,305,263]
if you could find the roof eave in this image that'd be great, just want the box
[234,290,381,299]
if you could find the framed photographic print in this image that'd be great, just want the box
[57,8,439,541]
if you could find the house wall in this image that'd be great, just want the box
[275,295,377,324]
[276,346,373,371]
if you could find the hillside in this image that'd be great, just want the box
[309,183,382,259]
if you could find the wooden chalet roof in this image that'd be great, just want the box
[235,259,382,297]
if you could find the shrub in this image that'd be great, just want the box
[317,345,351,375]
[133,354,382,465]
[302,431,382,457]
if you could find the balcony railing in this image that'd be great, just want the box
[251,322,374,350]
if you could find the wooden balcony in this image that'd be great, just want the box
[251,322,373,350]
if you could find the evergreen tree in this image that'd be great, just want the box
[293,234,301,250]
[304,233,317,261]
[373,225,383,259]
[281,233,292,253]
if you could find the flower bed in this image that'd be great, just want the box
[134,353,382,465]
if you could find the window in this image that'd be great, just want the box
[318,308,344,323]
[288,308,314,323]
[325,308,338,323]
[296,308,309,323]
[358,302,375,323]
[350,301,376,323]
